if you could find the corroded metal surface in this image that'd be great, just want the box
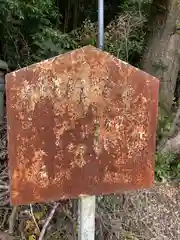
[6,46,159,205]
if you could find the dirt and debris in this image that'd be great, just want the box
[101,181,180,240]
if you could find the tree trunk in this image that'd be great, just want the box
[141,0,180,112]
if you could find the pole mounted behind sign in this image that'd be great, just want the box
[78,1,104,239]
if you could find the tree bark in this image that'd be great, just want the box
[159,103,180,153]
[161,131,180,153]
[141,0,180,112]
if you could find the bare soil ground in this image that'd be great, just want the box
[105,182,180,240]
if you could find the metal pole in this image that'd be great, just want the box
[78,196,96,240]
[98,0,104,50]
[78,1,104,240]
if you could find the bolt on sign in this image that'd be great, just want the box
[6,46,159,205]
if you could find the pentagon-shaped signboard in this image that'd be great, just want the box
[6,46,159,205]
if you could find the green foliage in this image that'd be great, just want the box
[155,106,180,182]
[157,105,174,142]
[0,0,153,68]
[155,152,180,182]
[104,14,146,63]
[120,0,153,16]
[72,0,153,65]
[0,0,78,68]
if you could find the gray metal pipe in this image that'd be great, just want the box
[78,2,105,240]
[98,0,104,50]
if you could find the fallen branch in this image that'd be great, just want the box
[0,191,9,199]
[8,206,18,235]
[30,204,41,235]
[59,202,77,240]
[0,185,9,189]
[38,202,59,240]
[0,208,9,229]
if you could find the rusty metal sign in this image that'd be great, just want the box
[6,46,159,205]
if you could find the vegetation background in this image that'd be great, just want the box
[0,0,179,239]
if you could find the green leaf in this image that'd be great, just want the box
[28,235,36,240]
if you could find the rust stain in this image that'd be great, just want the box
[6,45,159,205]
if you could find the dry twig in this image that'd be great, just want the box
[30,204,41,235]
[8,206,18,235]
[59,202,77,240]
[0,208,9,229]
[38,202,59,240]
